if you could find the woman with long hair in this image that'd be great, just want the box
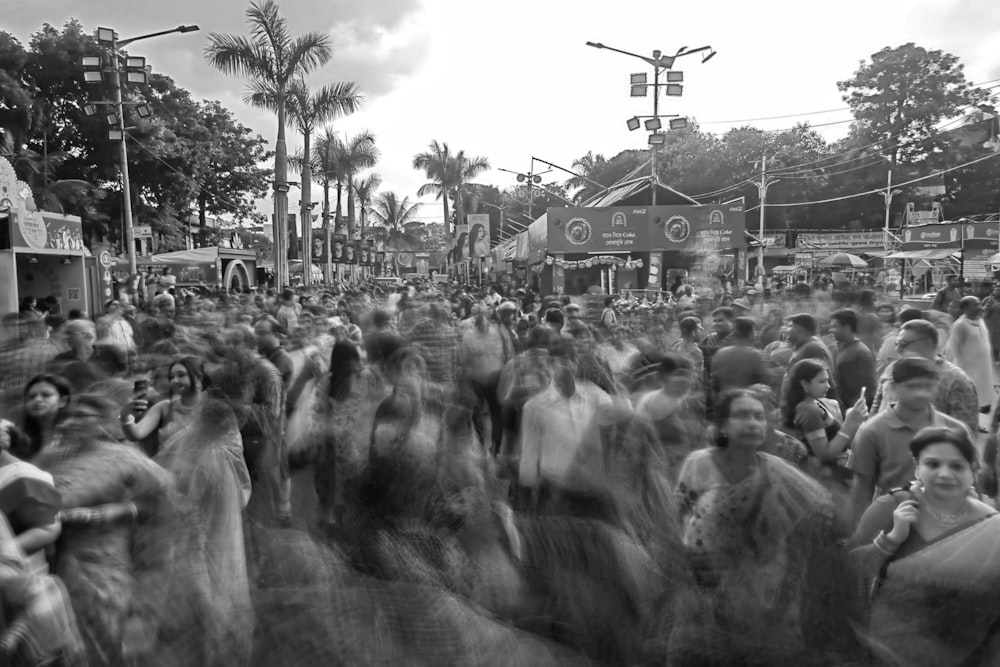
[14,374,73,461]
[782,358,867,492]
[849,426,1000,665]
[671,389,859,664]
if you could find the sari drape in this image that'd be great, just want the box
[866,514,1000,666]
[153,400,253,666]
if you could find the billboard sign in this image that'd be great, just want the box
[900,222,962,251]
[648,203,746,252]
[546,206,648,253]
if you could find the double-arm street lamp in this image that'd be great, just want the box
[586,41,715,205]
[82,25,199,278]
[498,162,553,220]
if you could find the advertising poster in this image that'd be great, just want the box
[454,224,470,262]
[331,234,347,263]
[900,222,962,251]
[344,240,359,265]
[467,213,491,258]
[546,207,648,253]
[648,204,746,252]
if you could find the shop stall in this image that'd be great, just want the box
[0,159,90,316]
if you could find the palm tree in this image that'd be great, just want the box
[450,149,491,232]
[280,79,362,262]
[205,0,332,286]
[370,191,421,236]
[353,173,381,237]
[413,141,490,236]
[568,151,607,203]
[332,131,379,239]
[413,140,453,234]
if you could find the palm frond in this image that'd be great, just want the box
[416,183,444,199]
[284,33,333,80]
[247,0,290,57]
[204,34,274,81]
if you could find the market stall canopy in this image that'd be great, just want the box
[772,264,807,273]
[817,252,867,268]
[885,249,960,260]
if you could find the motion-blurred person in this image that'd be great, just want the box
[0,420,61,574]
[35,394,171,667]
[670,316,705,380]
[875,306,922,375]
[871,319,979,435]
[710,317,766,400]
[830,308,877,409]
[409,303,459,386]
[982,284,1000,362]
[672,389,857,664]
[460,306,516,456]
[633,352,706,478]
[47,319,126,393]
[946,296,994,419]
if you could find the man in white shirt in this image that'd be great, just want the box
[517,356,630,509]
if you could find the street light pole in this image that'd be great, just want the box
[108,35,138,278]
[586,41,714,207]
[89,25,199,280]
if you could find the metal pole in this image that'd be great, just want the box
[110,38,137,279]
[651,59,660,206]
[758,155,767,281]
[883,170,893,252]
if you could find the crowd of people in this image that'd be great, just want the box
[0,273,998,666]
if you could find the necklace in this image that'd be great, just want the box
[923,498,969,524]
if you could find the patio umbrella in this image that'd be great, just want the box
[818,253,868,268]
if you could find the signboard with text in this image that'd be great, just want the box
[961,221,1000,249]
[648,203,746,252]
[796,231,884,249]
[546,207,648,254]
[900,222,962,251]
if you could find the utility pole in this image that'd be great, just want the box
[752,155,780,282]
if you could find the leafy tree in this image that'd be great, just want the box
[205,0,332,278]
[838,43,990,166]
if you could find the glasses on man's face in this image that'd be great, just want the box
[895,336,929,350]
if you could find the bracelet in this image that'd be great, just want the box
[873,530,900,555]
[121,414,136,426]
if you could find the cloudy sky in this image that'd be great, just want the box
[7,0,1000,223]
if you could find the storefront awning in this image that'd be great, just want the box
[884,249,959,260]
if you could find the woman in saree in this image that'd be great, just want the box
[122,357,253,666]
[33,394,171,667]
[848,426,1000,666]
[671,389,859,665]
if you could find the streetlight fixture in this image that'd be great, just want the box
[499,162,553,220]
[587,39,716,205]
[81,24,199,278]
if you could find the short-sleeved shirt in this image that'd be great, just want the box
[847,404,970,499]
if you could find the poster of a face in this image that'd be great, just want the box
[454,224,469,263]
[467,213,491,258]
[359,247,371,266]
[311,235,326,262]
[344,241,358,265]
[331,235,346,263]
